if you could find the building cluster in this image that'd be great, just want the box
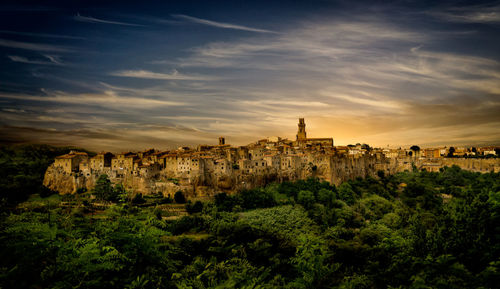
[53,119,499,181]
[54,119,335,179]
[381,146,499,159]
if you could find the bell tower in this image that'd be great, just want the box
[296,118,307,141]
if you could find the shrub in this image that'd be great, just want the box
[131,193,145,204]
[174,191,186,204]
[186,200,203,214]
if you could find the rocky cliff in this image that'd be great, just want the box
[43,156,500,197]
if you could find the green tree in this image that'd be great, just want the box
[317,188,336,207]
[297,190,315,209]
[93,174,117,201]
[131,193,145,204]
[291,234,335,288]
[186,200,203,214]
[338,182,356,205]
[174,190,186,204]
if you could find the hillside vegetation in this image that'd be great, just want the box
[0,146,499,288]
[0,144,93,205]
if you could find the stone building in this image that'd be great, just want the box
[54,151,88,174]
[90,152,114,172]
[294,118,334,147]
[111,152,137,175]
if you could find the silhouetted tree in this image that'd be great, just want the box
[174,190,186,204]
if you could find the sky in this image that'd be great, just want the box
[0,0,499,152]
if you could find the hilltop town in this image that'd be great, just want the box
[43,119,500,196]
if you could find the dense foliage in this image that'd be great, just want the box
[1,155,499,288]
[0,144,92,205]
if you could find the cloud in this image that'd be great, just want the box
[43,55,63,65]
[110,69,217,80]
[0,38,70,52]
[0,89,187,109]
[429,5,500,23]
[3,11,499,149]
[2,108,26,113]
[74,13,144,27]
[8,54,64,65]
[0,123,221,152]
[171,14,277,33]
[320,92,402,110]
[151,16,499,146]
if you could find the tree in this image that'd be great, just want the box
[93,174,116,201]
[410,145,421,158]
[297,190,315,209]
[186,200,203,214]
[131,193,145,204]
[410,145,421,152]
[0,144,76,204]
[317,188,336,207]
[448,147,456,157]
[291,233,335,288]
[174,190,186,204]
[239,188,276,209]
[361,143,371,151]
[338,182,356,205]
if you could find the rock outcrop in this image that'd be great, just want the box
[44,155,500,197]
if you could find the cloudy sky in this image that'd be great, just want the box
[1,0,499,151]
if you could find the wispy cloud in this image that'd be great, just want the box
[148,16,500,146]
[8,54,64,65]
[43,55,63,65]
[74,13,144,27]
[3,9,499,149]
[110,69,217,80]
[429,4,500,23]
[171,14,277,33]
[2,108,26,113]
[0,38,70,52]
[0,89,187,109]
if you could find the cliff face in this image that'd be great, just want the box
[43,165,85,194]
[43,156,500,196]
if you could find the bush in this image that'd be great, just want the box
[186,200,203,214]
[168,215,205,235]
[131,193,145,204]
[76,187,87,194]
[214,192,239,211]
[239,188,277,209]
[174,191,186,204]
[160,196,173,204]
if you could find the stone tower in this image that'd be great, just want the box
[296,118,307,141]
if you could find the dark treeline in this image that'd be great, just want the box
[0,144,93,205]
[0,145,499,288]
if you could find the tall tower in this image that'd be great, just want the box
[296,118,307,141]
[219,136,225,145]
